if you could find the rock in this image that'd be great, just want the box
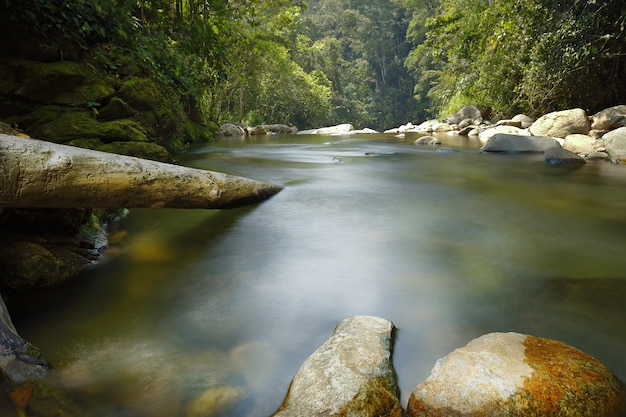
[98,97,137,121]
[315,123,354,135]
[590,105,626,130]
[299,123,354,135]
[436,147,459,153]
[528,108,590,138]
[407,332,625,417]
[495,119,522,128]
[511,113,535,128]
[586,151,609,160]
[271,316,401,417]
[0,295,50,384]
[414,136,441,145]
[444,105,483,125]
[248,125,267,135]
[602,126,626,162]
[352,127,379,134]
[477,125,530,143]
[218,123,246,136]
[480,133,561,153]
[562,134,597,155]
[544,147,586,166]
[260,124,298,134]
[26,110,150,144]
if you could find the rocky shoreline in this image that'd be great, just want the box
[270,316,625,417]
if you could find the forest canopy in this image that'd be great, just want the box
[2,0,625,131]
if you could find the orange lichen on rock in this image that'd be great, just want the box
[518,335,625,417]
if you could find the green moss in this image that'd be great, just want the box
[116,77,161,112]
[184,118,214,144]
[99,141,172,161]
[28,111,148,143]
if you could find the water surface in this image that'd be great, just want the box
[11,133,626,416]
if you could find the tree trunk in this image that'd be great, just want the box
[0,135,282,209]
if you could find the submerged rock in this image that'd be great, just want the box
[544,147,586,166]
[271,316,401,417]
[407,332,624,417]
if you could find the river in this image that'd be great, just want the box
[8,132,626,416]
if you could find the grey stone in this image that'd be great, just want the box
[271,316,401,417]
[480,133,561,152]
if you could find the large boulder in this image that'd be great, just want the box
[602,126,626,162]
[590,105,626,131]
[271,316,402,417]
[299,123,355,135]
[407,332,624,417]
[529,108,590,138]
[217,123,246,136]
[444,105,484,125]
[480,133,561,152]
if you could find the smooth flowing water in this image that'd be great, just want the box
[9,133,626,416]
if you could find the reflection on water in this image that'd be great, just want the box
[9,133,626,416]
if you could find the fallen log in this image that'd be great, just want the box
[0,135,282,209]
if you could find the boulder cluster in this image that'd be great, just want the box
[388,105,626,165]
[272,316,625,417]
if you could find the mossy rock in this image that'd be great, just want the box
[28,110,148,143]
[66,136,171,161]
[0,58,113,108]
[98,97,136,121]
[116,77,162,112]
[184,118,215,144]
[99,141,172,161]
[66,137,106,150]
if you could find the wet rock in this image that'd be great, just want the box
[544,147,586,166]
[602,126,626,162]
[529,108,590,138]
[414,136,441,145]
[480,133,561,153]
[271,316,401,417]
[407,332,624,417]
[590,105,626,131]
[585,151,609,160]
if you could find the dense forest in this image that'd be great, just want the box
[2,0,626,132]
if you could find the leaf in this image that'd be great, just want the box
[9,384,34,409]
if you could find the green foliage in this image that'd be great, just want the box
[3,0,135,50]
[404,0,626,118]
[293,0,415,130]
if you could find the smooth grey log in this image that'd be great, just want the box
[0,135,282,209]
